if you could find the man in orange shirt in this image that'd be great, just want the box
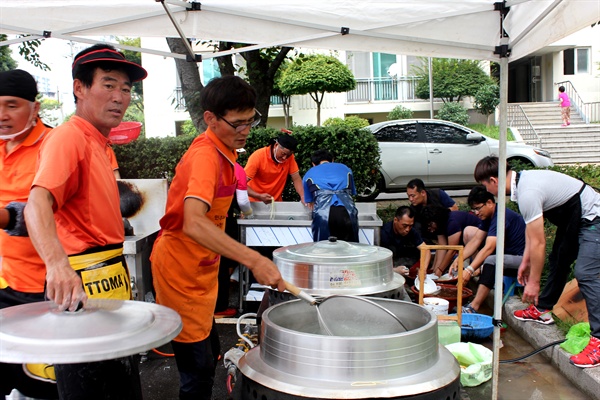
[0,69,58,399]
[151,76,284,400]
[24,44,147,399]
[245,133,305,203]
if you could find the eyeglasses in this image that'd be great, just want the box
[471,204,485,214]
[218,110,261,133]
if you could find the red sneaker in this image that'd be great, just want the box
[570,337,600,368]
[513,304,554,325]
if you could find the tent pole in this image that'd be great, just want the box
[492,55,509,400]
[158,0,201,62]
[429,57,434,118]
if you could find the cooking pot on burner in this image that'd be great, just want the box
[272,237,404,299]
[237,298,460,399]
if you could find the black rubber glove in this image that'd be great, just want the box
[4,201,28,236]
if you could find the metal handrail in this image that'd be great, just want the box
[556,80,600,124]
[507,104,541,148]
[346,76,420,103]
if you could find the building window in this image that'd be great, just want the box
[563,48,590,75]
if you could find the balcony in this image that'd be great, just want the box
[347,77,419,103]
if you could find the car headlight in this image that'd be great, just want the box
[534,148,551,158]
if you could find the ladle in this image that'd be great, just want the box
[284,281,408,336]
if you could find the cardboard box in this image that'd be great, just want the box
[552,279,589,323]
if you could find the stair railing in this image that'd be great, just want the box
[507,104,541,147]
[556,80,600,124]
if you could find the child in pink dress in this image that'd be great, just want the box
[558,85,571,126]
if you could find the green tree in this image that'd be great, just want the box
[412,58,494,103]
[279,54,356,126]
[117,37,144,123]
[0,35,18,71]
[167,38,292,132]
[39,97,62,127]
[273,60,292,128]
[474,83,500,126]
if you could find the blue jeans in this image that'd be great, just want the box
[575,219,600,338]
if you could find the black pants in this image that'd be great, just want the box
[54,356,142,400]
[171,322,220,400]
[329,205,357,242]
[216,216,238,312]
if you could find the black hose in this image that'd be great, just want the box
[499,339,566,363]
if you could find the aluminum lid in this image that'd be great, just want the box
[0,300,182,363]
[273,237,392,265]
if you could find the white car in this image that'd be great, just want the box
[360,119,553,200]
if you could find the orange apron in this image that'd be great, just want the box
[152,155,235,343]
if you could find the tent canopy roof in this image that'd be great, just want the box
[1,0,598,62]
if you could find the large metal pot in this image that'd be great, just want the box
[237,298,460,399]
[271,238,405,301]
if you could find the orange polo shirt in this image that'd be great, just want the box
[244,145,299,202]
[0,119,51,292]
[32,116,123,255]
[151,128,237,342]
[106,143,119,172]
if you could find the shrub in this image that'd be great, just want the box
[323,115,370,129]
[113,135,197,182]
[114,125,381,202]
[436,102,469,125]
[387,105,413,120]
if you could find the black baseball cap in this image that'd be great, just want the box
[0,69,38,102]
[72,48,147,82]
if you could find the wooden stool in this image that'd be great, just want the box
[418,244,464,327]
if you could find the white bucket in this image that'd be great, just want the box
[423,297,449,315]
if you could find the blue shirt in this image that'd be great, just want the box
[488,205,526,256]
[446,211,486,237]
[303,162,356,205]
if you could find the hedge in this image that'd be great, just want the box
[113,125,381,201]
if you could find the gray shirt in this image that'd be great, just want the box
[512,170,600,224]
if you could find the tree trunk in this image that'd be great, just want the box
[166,37,205,133]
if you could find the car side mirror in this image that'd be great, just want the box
[466,133,485,143]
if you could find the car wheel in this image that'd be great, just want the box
[356,173,383,202]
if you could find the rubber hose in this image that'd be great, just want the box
[499,339,566,363]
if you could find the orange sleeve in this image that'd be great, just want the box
[288,155,299,175]
[33,126,83,210]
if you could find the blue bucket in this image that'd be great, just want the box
[458,313,494,342]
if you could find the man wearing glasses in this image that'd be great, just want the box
[151,76,284,400]
[451,185,525,313]
[245,132,305,204]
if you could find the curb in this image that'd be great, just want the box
[502,297,600,400]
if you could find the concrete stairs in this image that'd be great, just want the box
[509,102,600,165]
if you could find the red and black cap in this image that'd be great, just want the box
[72,48,147,82]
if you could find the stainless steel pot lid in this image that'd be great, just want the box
[0,300,182,364]
[273,237,392,265]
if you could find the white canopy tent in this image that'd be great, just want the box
[1,0,598,62]
[2,1,599,398]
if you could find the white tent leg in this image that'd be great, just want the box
[492,55,510,400]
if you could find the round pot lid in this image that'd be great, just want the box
[0,300,182,364]
[273,237,392,265]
